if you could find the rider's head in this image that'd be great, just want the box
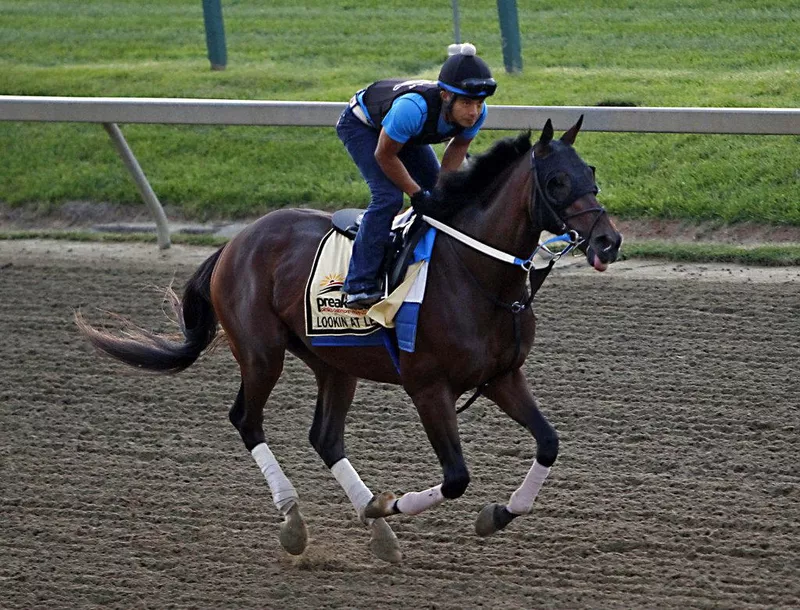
[438,43,496,128]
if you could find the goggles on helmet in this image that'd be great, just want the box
[438,77,497,98]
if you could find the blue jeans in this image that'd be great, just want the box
[336,107,439,294]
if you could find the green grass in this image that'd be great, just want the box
[621,241,800,266]
[1,0,799,226]
[0,229,228,247]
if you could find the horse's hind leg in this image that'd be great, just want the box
[308,366,401,563]
[229,351,308,556]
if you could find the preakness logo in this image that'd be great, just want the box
[316,293,348,312]
[317,273,348,312]
[318,273,344,295]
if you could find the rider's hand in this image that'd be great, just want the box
[410,189,436,212]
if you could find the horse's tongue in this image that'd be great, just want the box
[592,253,608,272]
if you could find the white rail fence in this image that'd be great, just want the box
[2,95,798,248]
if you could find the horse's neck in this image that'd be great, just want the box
[449,158,542,294]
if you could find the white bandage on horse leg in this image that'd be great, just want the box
[396,484,445,516]
[331,458,374,515]
[251,443,299,514]
[507,460,551,515]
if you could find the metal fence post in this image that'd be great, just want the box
[497,0,522,73]
[202,0,227,71]
[451,0,462,44]
[102,123,171,250]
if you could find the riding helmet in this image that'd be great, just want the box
[437,43,497,98]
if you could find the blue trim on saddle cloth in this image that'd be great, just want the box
[310,329,387,348]
[310,328,402,373]
[395,302,421,352]
[382,331,402,371]
[395,227,437,352]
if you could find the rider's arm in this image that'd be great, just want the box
[440,136,472,173]
[375,130,422,196]
[375,94,428,196]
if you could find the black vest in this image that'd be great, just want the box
[361,79,465,145]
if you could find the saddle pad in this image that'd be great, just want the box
[331,206,417,240]
[304,227,437,352]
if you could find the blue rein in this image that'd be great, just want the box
[517,230,583,271]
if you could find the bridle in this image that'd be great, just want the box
[420,146,610,275]
[529,149,608,250]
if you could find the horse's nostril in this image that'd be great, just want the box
[596,235,615,253]
[591,234,621,263]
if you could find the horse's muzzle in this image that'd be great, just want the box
[563,194,622,272]
[585,231,622,271]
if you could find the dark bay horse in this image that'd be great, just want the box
[77,117,622,563]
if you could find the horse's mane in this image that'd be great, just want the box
[415,132,532,221]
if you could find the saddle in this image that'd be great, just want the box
[331,208,428,294]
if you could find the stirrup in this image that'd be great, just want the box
[345,290,383,309]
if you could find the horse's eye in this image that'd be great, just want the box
[546,174,571,202]
[587,165,601,194]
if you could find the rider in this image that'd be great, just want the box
[336,43,497,309]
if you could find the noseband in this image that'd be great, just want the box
[530,150,608,247]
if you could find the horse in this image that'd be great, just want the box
[76,117,622,563]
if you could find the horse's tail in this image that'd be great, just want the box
[75,246,226,374]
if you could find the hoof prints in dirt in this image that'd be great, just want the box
[1,248,798,609]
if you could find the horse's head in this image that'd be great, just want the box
[532,117,622,271]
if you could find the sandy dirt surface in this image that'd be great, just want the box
[1,239,798,609]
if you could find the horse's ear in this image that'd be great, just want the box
[560,114,584,145]
[538,119,554,147]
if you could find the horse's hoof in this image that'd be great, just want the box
[475,502,519,537]
[363,491,397,520]
[369,517,403,563]
[279,502,308,555]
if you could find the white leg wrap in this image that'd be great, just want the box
[506,460,551,515]
[251,443,299,514]
[331,458,374,515]
[396,484,445,516]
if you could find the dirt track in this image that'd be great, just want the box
[1,240,798,609]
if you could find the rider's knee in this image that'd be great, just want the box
[367,186,404,211]
[536,430,559,467]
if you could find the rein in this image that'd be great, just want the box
[421,215,579,272]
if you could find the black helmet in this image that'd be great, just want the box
[437,43,497,98]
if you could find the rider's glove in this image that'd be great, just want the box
[410,189,436,212]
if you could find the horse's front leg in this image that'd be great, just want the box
[476,368,558,536]
[364,382,468,518]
